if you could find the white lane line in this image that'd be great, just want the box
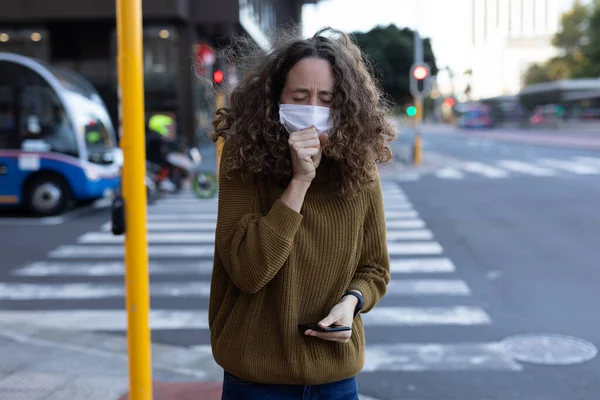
[78,232,216,244]
[538,158,600,174]
[49,245,215,258]
[0,310,210,331]
[574,156,600,167]
[11,261,214,276]
[390,258,456,273]
[0,279,467,300]
[362,306,492,326]
[387,242,443,256]
[0,281,212,300]
[363,342,522,372]
[387,279,471,296]
[0,306,490,331]
[458,161,509,178]
[496,160,556,176]
[387,229,434,241]
[384,203,413,211]
[386,219,425,229]
[147,214,217,221]
[101,222,217,231]
[385,210,419,219]
[434,167,465,180]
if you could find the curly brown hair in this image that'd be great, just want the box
[211,27,397,196]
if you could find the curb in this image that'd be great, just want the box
[0,324,380,400]
[0,323,222,381]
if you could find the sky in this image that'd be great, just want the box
[302,0,577,74]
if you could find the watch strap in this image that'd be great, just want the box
[342,290,364,318]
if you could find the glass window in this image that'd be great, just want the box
[19,84,79,157]
[0,85,18,149]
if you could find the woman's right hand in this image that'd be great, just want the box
[288,127,326,184]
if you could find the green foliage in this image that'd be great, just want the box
[579,4,600,77]
[352,24,438,106]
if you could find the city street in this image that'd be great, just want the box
[1,127,600,399]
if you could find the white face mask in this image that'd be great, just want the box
[279,104,333,136]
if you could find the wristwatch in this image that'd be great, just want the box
[342,290,364,318]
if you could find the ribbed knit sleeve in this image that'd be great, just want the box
[349,171,390,312]
[214,142,303,294]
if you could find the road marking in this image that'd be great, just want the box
[496,160,556,176]
[387,279,471,296]
[382,194,409,202]
[78,232,216,244]
[384,203,413,211]
[574,156,600,167]
[387,242,443,256]
[0,310,210,331]
[101,222,217,231]
[0,281,212,300]
[11,261,214,276]
[390,258,455,273]
[49,245,215,258]
[363,342,522,372]
[147,214,217,221]
[387,229,434,241]
[0,279,466,300]
[434,167,465,180]
[362,306,492,326]
[0,306,490,331]
[459,161,509,178]
[538,159,600,174]
[385,210,419,219]
[386,219,426,229]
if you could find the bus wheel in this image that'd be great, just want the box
[25,174,73,217]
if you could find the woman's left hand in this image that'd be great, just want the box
[304,295,358,343]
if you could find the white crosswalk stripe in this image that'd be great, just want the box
[1,183,521,372]
[405,157,600,182]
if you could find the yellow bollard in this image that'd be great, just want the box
[116,0,153,398]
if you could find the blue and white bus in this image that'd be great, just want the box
[0,52,121,216]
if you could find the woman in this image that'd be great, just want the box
[209,27,396,399]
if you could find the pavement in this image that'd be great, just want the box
[0,321,222,399]
[1,123,600,399]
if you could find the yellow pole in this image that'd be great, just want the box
[216,89,225,176]
[413,96,423,166]
[116,0,153,398]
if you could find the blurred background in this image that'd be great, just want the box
[1,2,600,400]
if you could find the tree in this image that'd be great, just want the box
[579,3,600,77]
[524,57,571,85]
[352,24,438,105]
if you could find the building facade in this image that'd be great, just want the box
[0,0,318,145]
[470,0,560,99]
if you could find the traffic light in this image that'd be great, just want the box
[213,69,224,85]
[444,97,455,107]
[406,106,417,117]
[409,63,432,97]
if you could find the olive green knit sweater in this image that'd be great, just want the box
[209,140,390,385]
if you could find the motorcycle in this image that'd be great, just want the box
[147,147,218,199]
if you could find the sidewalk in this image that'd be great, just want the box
[0,322,222,400]
[0,323,381,399]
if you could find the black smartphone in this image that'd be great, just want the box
[298,323,351,333]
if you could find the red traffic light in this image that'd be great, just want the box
[444,98,455,107]
[213,70,224,84]
[413,66,428,80]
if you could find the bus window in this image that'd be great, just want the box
[19,84,78,157]
[0,85,18,149]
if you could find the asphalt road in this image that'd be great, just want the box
[1,127,600,399]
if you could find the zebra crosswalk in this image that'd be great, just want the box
[403,155,600,182]
[0,183,524,373]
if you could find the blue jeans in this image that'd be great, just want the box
[221,371,359,400]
